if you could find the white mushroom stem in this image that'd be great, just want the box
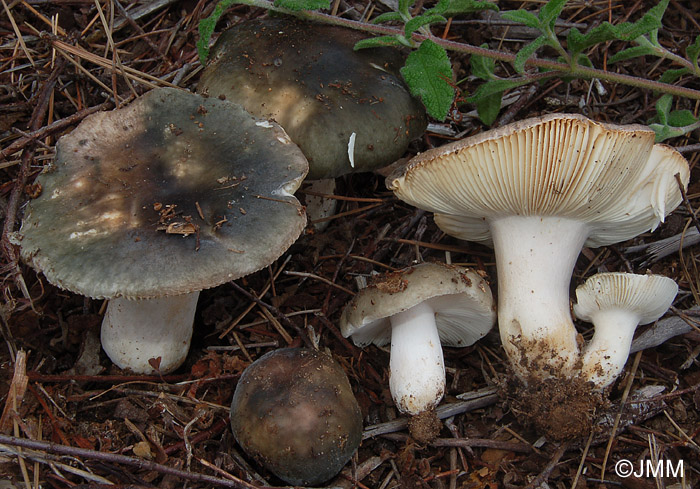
[490,215,589,380]
[303,178,338,232]
[580,309,640,388]
[101,292,199,374]
[389,301,445,416]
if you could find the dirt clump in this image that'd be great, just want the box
[506,375,608,441]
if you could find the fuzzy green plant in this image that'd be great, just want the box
[197,0,700,140]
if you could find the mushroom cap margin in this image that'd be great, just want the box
[339,262,496,347]
[387,113,690,247]
[574,272,678,325]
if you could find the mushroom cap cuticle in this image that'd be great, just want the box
[230,348,362,486]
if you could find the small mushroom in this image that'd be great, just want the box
[340,262,495,442]
[230,348,362,486]
[574,272,678,388]
[387,113,689,382]
[19,88,308,374]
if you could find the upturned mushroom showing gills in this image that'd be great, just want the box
[230,348,362,486]
[197,17,427,180]
[340,262,495,443]
[19,87,308,374]
[574,272,678,388]
[387,113,689,382]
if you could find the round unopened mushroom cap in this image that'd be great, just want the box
[230,347,362,486]
[198,17,427,179]
[19,88,308,300]
[388,113,689,247]
[340,262,496,346]
[574,272,678,324]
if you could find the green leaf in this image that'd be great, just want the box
[429,0,449,15]
[650,92,700,142]
[668,109,699,127]
[196,0,235,65]
[405,14,447,37]
[607,45,656,64]
[475,91,502,125]
[470,49,496,80]
[466,78,528,103]
[434,0,498,17]
[372,11,405,23]
[354,35,407,50]
[644,0,669,25]
[539,0,568,27]
[655,94,672,125]
[500,10,541,30]
[398,0,412,17]
[567,23,633,56]
[659,67,689,85]
[624,16,662,42]
[274,0,330,10]
[648,123,679,142]
[513,35,547,73]
[400,39,454,120]
[687,35,700,69]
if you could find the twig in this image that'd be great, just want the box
[225,0,700,101]
[0,350,28,434]
[0,435,264,489]
[675,172,700,237]
[283,270,356,296]
[362,386,499,439]
[523,441,571,489]
[229,281,312,348]
[600,351,643,478]
[0,101,112,161]
[431,437,534,453]
[1,57,65,295]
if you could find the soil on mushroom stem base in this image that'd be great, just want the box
[407,409,442,444]
[505,375,608,442]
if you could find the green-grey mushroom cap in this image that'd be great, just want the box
[198,17,427,179]
[19,87,308,300]
[230,347,363,486]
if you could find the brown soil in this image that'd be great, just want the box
[407,409,442,444]
[506,375,607,442]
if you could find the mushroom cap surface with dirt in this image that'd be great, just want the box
[340,262,495,442]
[387,113,689,385]
[19,87,308,373]
[229,347,363,486]
[197,17,427,180]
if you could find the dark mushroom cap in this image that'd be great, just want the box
[20,88,308,300]
[230,348,363,486]
[198,17,427,179]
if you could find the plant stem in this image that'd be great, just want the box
[231,0,700,101]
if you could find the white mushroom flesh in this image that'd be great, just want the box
[388,301,445,415]
[101,292,199,374]
[489,215,588,379]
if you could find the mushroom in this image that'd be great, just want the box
[574,272,678,388]
[19,88,308,374]
[340,262,495,442]
[197,17,427,228]
[387,113,689,381]
[230,347,363,486]
[198,17,426,180]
